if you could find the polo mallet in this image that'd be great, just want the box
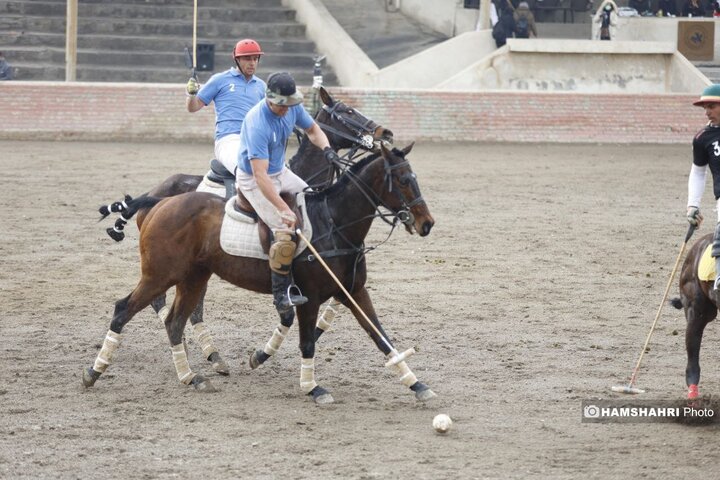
[295,229,415,367]
[183,0,198,80]
[611,223,696,394]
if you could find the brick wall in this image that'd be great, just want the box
[1,82,702,144]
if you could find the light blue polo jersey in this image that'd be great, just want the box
[196,68,266,140]
[238,100,314,175]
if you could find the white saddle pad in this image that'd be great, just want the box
[219,192,312,260]
[195,171,225,197]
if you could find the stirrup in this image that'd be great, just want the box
[286,284,308,307]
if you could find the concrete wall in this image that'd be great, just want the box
[0,82,703,144]
[438,39,708,93]
[591,17,720,62]
[397,0,479,36]
[366,30,497,89]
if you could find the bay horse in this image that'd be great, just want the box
[98,88,393,375]
[673,231,720,399]
[83,143,436,404]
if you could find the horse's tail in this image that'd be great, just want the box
[669,297,683,309]
[98,193,162,242]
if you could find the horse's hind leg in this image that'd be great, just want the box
[340,287,436,402]
[187,286,229,375]
[83,280,168,388]
[685,303,716,399]
[165,271,216,392]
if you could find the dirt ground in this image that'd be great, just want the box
[2,140,719,479]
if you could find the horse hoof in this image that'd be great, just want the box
[410,381,437,402]
[688,384,699,400]
[309,386,334,405]
[249,350,269,370]
[208,353,229,375]
[82,367,101,388]
[191,375,216,393]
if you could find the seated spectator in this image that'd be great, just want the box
[0,52,13,80]
[513,2,538,38]
[681,0,706,16]
[629,0,652,15]
[713,0,720,16]
[657,0,678,16]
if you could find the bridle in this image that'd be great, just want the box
[315,102,380,155]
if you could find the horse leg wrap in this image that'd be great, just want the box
[386,353,418,388]
[92,330,122,373]
[192,322,218,359]
[269,230,296,274]
[157,305,170,323]
[317,299,341,332]
[263,324,290,356]
[300,358,318,393]
[171,343,196,385]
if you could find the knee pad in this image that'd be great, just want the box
[269,230,297,274]
[713,223,720,258]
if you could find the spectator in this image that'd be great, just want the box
[594,0,618,40]
[656,0,678,16]
[681,0,706,16]
[712,0,720,16]
[0,52,14,80]
[492,2,516,47]
[629,0,653,15]
[513,2,538,38]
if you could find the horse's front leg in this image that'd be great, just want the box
[341,287,436,402]
[249,307,295,369]
[296,302,334,404]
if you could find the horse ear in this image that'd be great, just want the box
[319,86,334,107]
[380,140,391,157]
[401,141,415,156]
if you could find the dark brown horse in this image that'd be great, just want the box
[673,230,719,399]
[83,143,436,404]
[98,88,393,375]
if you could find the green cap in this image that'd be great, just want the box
[694,84,720,106]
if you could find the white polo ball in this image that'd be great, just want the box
[432,413,452,433]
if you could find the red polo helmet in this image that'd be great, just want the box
[233,39,263,58]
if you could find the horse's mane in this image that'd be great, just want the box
[305,152,379,201]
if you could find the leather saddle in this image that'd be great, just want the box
[206,159,237,200]
[232,187,304,255]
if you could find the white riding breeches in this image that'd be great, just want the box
[716,197,720,223]
[235,167,308,231]
[214,134,241,175]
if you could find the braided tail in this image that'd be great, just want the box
[98,193,163,242]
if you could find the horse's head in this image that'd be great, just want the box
[316,87,393,152]
[379,142,434,237]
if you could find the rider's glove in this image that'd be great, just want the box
[323,147,340,165]
[687,206,703,227]
[186,77,200,96]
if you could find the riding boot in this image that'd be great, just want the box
[271,271,308,313]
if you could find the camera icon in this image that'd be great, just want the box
[583,405,600,418]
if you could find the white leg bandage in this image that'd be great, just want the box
[192,322,218,359]
[317,299,341,332]
[157,305,170,322]
[171,343,196,385]
[263,325,289,356]
[300,358,318,393]
[92,330,122,373]
[386,353,418,388]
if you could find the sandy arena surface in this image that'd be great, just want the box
[1,140,719,479]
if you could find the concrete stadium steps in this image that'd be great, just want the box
[695,63,720,83]
[535,22,591,39]
[0,0,337,85]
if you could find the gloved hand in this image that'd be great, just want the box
[323,147,340,165]
[687,206,703,227]
[186,77,200,95]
